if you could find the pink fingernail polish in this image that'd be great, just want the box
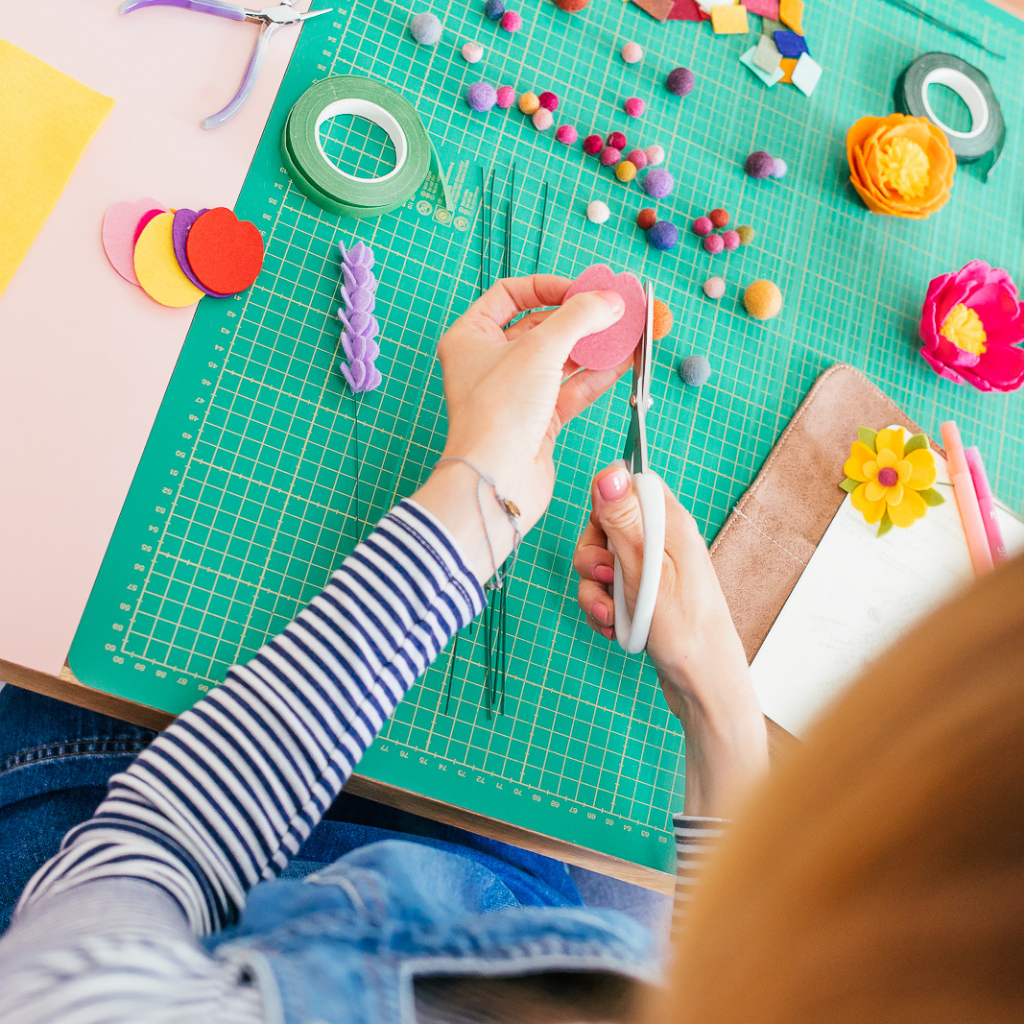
[597,468,629,501]
[593,564,614,584]
[592,603,610,625]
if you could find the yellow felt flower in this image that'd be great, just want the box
[842,427,941,535]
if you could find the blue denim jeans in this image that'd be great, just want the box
[0,687,669,935]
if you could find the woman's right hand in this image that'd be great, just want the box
[573,465,769,816]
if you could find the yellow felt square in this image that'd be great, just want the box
[779,0,804,33]
[711,3,749,33]
[0,40,114,297]
[779,57,798,83]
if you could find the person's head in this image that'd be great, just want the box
[655,552,1024,1024]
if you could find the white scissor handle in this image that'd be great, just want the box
[610,470,665,655]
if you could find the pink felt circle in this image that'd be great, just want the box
[101,198,167,286]
[564,264,646,371]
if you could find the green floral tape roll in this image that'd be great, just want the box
[281,76,431,218]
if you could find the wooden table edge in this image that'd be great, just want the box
[0,656,677,895]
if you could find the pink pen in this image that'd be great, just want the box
[941,422,994,575]
[965,446,1006,566]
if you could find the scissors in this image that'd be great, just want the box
[611,282,665,655]
[119,0,332,129]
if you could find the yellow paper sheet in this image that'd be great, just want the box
[0,40,114,297]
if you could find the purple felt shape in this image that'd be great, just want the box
[774,30,809,57]
[339,240,375,269]
[339,309,380,337]
[343,264,376,291]
[341,285,376,312]
[341,331,381,363]
[340,359,368,392]
[171,208,230,298]
[337,239,382,394]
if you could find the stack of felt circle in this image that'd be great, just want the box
[102,200,264,307]
[280,76,431,218]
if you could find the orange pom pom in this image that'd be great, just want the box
[652,299,673,340]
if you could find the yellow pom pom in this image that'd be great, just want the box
[518,91,540,114]
[652,300,673,340]
[743,279,783,321]
[615,160,637,183]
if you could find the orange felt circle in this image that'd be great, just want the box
[185,207,264,295]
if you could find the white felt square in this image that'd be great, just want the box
[739,46,785,87]
[698,0,736,12]
[791,52,823,95]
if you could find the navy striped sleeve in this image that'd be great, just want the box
[671,814,727,931]
[13,500,486,934]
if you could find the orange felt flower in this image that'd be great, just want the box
[846,113,956,220]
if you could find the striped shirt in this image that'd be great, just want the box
[0,501,723,1023]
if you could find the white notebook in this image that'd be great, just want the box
[749,451,1024,736]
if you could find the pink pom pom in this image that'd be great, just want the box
[692,216,713,236]
[600,146,621,166]
[496,85,516,108]
[501,10,522,31]
[626,148,647,169]
[722,230,740,251]
[606,131,627,150]
[538,90,559,111]
[624,96,645,118]
[583,134,603,155]
[556,124,578,144]
[703,234,725,254]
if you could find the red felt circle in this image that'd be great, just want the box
[185,207,264,295]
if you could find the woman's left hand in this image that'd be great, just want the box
[414,275,632,582]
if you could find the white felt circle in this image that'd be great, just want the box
[314,99,409,183]
[920,67,989,140]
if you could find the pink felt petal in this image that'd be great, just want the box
[666,0,703,19]
[960,343,1024,392]
[744,0,780,15]
[133,208,165,247]
[564,264,646,371]
[101,197,165,286]
[920,347,966,385]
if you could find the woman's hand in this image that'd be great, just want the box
[573,466,769,816]
[414,275,631,583]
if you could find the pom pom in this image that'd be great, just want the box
[626,148,647,169]
[644,144,665,166]
[461,41,484,63]
[679,354,712,387]
[600,146,621,166]
[518,92,540,114]
[771,157,787,178]
[745,150,774,179]
[586,200,610,224]
[624,96,645,118]
[555,124,578,144]
[501,10,522,31]
[621,42,643,64]
[532,108,554,131]
[606,131,627,150]
[496,85,516,108]
[736,224,755,245]
[554,0,590,9]
[583,134,603,155]
[409,12,443,44]
[538,91,559,111]
[703,233,724,254]
[709,208,729,228]
[666,67,695,97]
[466,82,497,112]
[648,220,678,251]
[636,207,657,230]
[743,279,783,320]
[484,0,505,18]
[615,160,637,182]
[722,230,740,250]
[642,168,674,198]
[652,300,673,340]
[702,277,726,299]
[692,216,713,236]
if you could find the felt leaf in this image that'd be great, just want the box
[876,510,894,537]
[839,477,859,493]
[857,426,878,450]
[903,433,929,453]
[919,487,946,506]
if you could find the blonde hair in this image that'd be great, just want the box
[658,553,1024,1024]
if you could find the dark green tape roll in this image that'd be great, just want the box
[281,76,431,218]
[895,53,1005,180]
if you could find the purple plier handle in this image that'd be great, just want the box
[119,0,248,20]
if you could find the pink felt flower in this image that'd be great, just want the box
[918,260,1024,393]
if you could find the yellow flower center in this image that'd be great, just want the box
[876,137,930,199]
[940,303,987,356]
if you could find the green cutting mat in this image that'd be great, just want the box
[71,0,1024,873]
